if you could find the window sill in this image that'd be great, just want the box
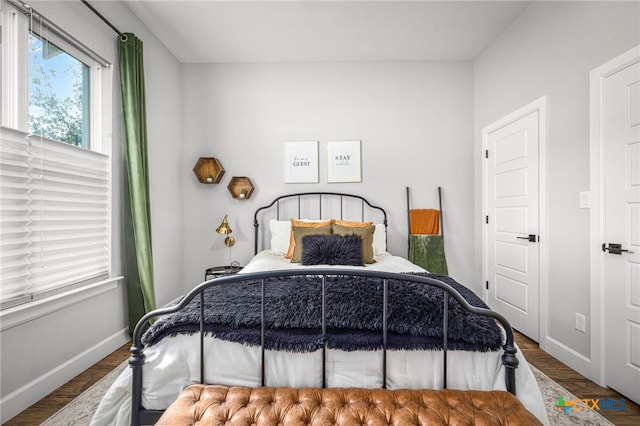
[0,276,124,332]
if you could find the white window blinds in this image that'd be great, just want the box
[0,126,110,309]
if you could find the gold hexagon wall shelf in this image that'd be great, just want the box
[193,157,225,184]
[227,176,255,199]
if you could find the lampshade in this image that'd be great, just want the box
[216,215,235,247]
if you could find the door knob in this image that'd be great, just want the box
[517,234,537,242]
[602,243,631,255]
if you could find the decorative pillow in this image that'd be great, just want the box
[269,220,292,255]
[301,234,364,266]
[333,219,374,228]
[332,223,376,264]
[290,224,333,263]
[333,220,385,255]
[372,223,387,255]
[286,219,334,259]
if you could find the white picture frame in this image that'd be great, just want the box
[283,141,319,183]
[327,140,362,183]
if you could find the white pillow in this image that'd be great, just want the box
[372,223,387,255]
[269,219,291,255]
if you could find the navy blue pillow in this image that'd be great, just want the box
[301,234,364,266]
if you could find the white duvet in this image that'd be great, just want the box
[90,251,549,425]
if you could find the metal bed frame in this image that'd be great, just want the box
[128,192,518,426]
[253,191,388,254]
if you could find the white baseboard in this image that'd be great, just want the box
[544,335,591,378]
[0,328,129,424]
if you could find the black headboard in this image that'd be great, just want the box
[253,192,388,255]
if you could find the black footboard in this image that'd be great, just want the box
[128,269,518,426]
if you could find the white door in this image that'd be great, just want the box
[602,59,640,404]
[484,108,540,341]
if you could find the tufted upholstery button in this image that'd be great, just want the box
[156,385,542,425]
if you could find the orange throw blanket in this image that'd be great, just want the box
[410,209,440,235]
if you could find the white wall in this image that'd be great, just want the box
[474,1,639,369]
[0,1,183,421]
[180,61,477,290]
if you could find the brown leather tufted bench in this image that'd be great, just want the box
[155,384,542,425]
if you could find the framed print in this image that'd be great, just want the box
[327,140,361,183]
[284,141,319,183]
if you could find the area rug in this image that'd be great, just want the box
[41,362,614,425]
[40,361,127,426]
[529,364,614,426]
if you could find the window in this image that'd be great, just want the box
[0,1,112,310]
[29,32,90,148]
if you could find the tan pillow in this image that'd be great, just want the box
[290,225,333,263]
[332,223,376,264]
[286,219,334,258]
[333,219,374,228]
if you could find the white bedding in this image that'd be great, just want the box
[90,251,549,425]
[240,250,428,274]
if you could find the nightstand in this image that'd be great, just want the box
[205,265,243,280]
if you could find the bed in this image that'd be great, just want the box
[90,192,548,426]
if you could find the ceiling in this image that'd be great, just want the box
[123,0,530,63]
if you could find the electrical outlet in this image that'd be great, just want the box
[575,313,586,333]
[579,191,591,209]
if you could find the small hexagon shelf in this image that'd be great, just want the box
[227,176,254,200]
[193,157,225,184]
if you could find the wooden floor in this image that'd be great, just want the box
[516,330,640,425]
[4,333,640,425]
[3,342,131,426]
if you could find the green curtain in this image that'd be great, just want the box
[118,33,156,333]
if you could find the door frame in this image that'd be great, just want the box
[589,45,640,387]
[481,96,549,349]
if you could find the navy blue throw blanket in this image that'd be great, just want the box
[143,273,503,352]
